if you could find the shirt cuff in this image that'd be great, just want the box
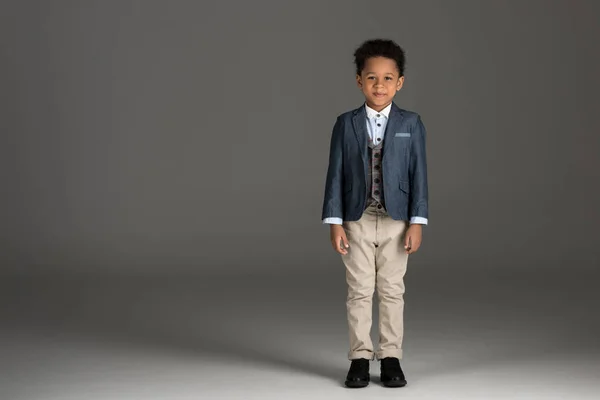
[322,217,343,225]
[409,216,428,225]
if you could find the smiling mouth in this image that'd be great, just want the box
[373,93,387,97]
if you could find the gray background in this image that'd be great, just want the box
[1,1,599,399]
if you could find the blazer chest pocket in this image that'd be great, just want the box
[394,132,411,153]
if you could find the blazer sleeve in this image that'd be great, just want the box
[321,116,344,220]
[409,115,429,219]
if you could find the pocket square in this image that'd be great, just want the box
[395,132,411,137]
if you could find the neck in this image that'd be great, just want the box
[366,101,392,112]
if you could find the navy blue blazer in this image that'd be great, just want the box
[321,102,429,222]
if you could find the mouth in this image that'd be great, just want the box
[373,93,387,98]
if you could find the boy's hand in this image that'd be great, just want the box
[330,224,349,255]
[404,224,423,254]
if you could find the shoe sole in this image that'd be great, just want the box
[382,380,407,388]
[345,380,369,388]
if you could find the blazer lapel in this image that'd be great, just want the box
[382,102,404,161]
[352,105,369,169]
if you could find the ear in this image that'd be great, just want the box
[396,76,405,91]
[356,74,363,88]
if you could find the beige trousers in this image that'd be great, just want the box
[341,202,409,360]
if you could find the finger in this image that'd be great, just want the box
[342,236,350,249]
[404,235,411,250]
[332,240,340,253]
[408,242,419,254]
[411,239,420,252]
[335,238,348,255]
[340,240,348,254]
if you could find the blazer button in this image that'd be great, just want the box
[377,204,382,209]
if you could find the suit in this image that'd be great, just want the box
[321,101,430,360]
[321,102,428,222]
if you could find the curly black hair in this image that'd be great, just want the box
[353,39,406,76]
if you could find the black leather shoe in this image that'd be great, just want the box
[345,358,370,388]
[380,357,407,387]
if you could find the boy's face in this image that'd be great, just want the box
[356,56,404,111]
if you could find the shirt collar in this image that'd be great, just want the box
[365,102,392,119]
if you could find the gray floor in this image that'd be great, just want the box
[1,264,599,400]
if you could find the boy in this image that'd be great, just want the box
[321,39,429,388]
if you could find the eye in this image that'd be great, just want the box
[385,77,393,80]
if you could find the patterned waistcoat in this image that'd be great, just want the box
[366,137,384,209]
